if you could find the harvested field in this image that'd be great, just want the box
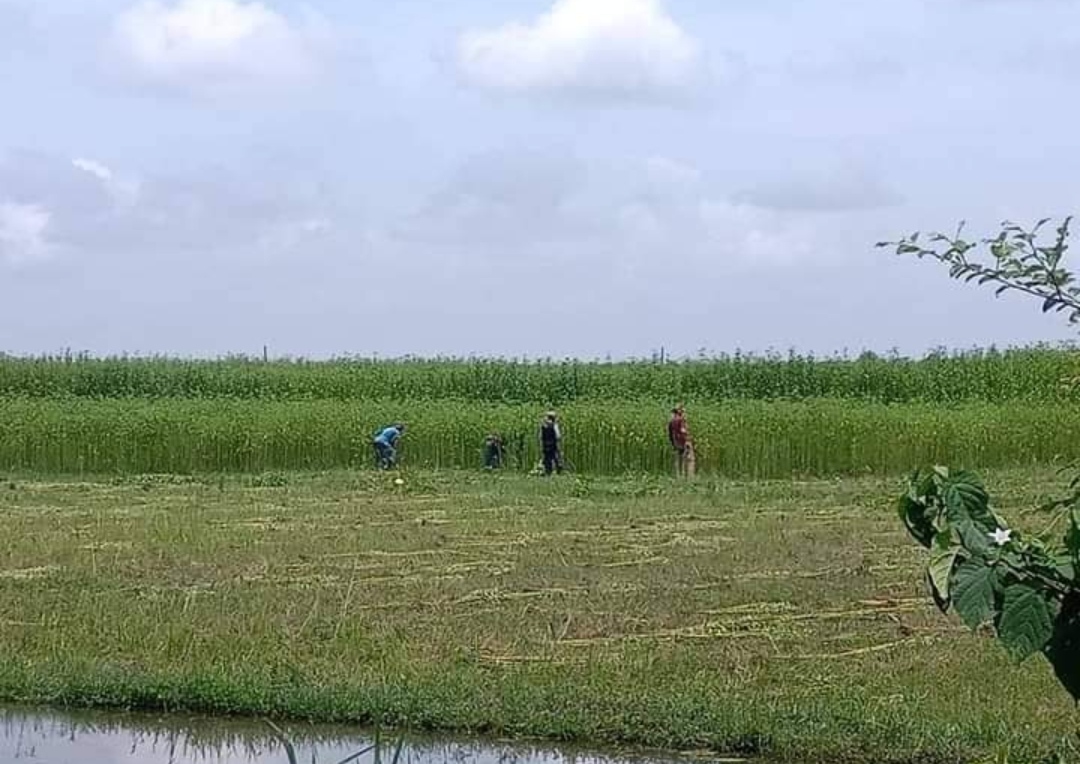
[0,468,1076,761]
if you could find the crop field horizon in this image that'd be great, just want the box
[0,469,1076,762]
[1,344,1078,403]
[1,344,1079,479]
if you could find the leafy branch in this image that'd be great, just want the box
[882,215,1080,704]
[900,468,1080,702]
[877,216,1080,322]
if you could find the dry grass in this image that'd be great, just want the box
[0,468,1076,762]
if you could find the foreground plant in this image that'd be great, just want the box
[900,467,1080,701]
[882,215,1080,704]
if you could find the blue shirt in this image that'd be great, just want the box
[374,426,401,446]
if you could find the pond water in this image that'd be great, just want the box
[0,707,704,764]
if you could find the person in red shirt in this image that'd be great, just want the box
[668,404,691,477]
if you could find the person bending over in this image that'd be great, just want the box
[373,423,406,470]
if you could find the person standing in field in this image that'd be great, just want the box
[668,405,691,477]
[483,432,505,470]
[539,411,563,476]
[373,423,406,470]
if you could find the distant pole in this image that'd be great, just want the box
[263,345,269,363]
[660,346,666,365]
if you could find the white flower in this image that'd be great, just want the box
[989,528,1013,546]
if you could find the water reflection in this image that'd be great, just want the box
[0,707,689,764]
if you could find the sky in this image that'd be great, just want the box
[2,0,1080,360]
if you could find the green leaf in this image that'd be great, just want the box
[928,545,961,606]
[899,494,935,549]
[1045,593,1080,702]
[942,474,994,553]
[926,569,950,614]
[956,516,994,554]
[1065,508,1080,560]
[942,470,989,511]
[996,582,1055,662]
[952,558,997,630]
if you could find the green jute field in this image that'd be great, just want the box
[2,397,1080,478]
[0,469,1077,763]
[1,346,1080,479]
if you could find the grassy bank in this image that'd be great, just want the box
[0,469,1076,762]
[0,398,1078,478]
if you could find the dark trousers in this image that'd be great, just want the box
[373,441,396,469]
[542,447,562,476]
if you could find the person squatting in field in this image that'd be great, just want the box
[373,423,405,470]
[668,405,693,478]
[539,411,563,476]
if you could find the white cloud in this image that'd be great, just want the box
[456,0,701,101]
[109,0,328,96]
[0,202,52,266]
[403,149,835,274]
[0,149,342,265]
[72,158,113,183]
[399,148,602,251]
[698,200,817,267]
[73,158,141,209]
